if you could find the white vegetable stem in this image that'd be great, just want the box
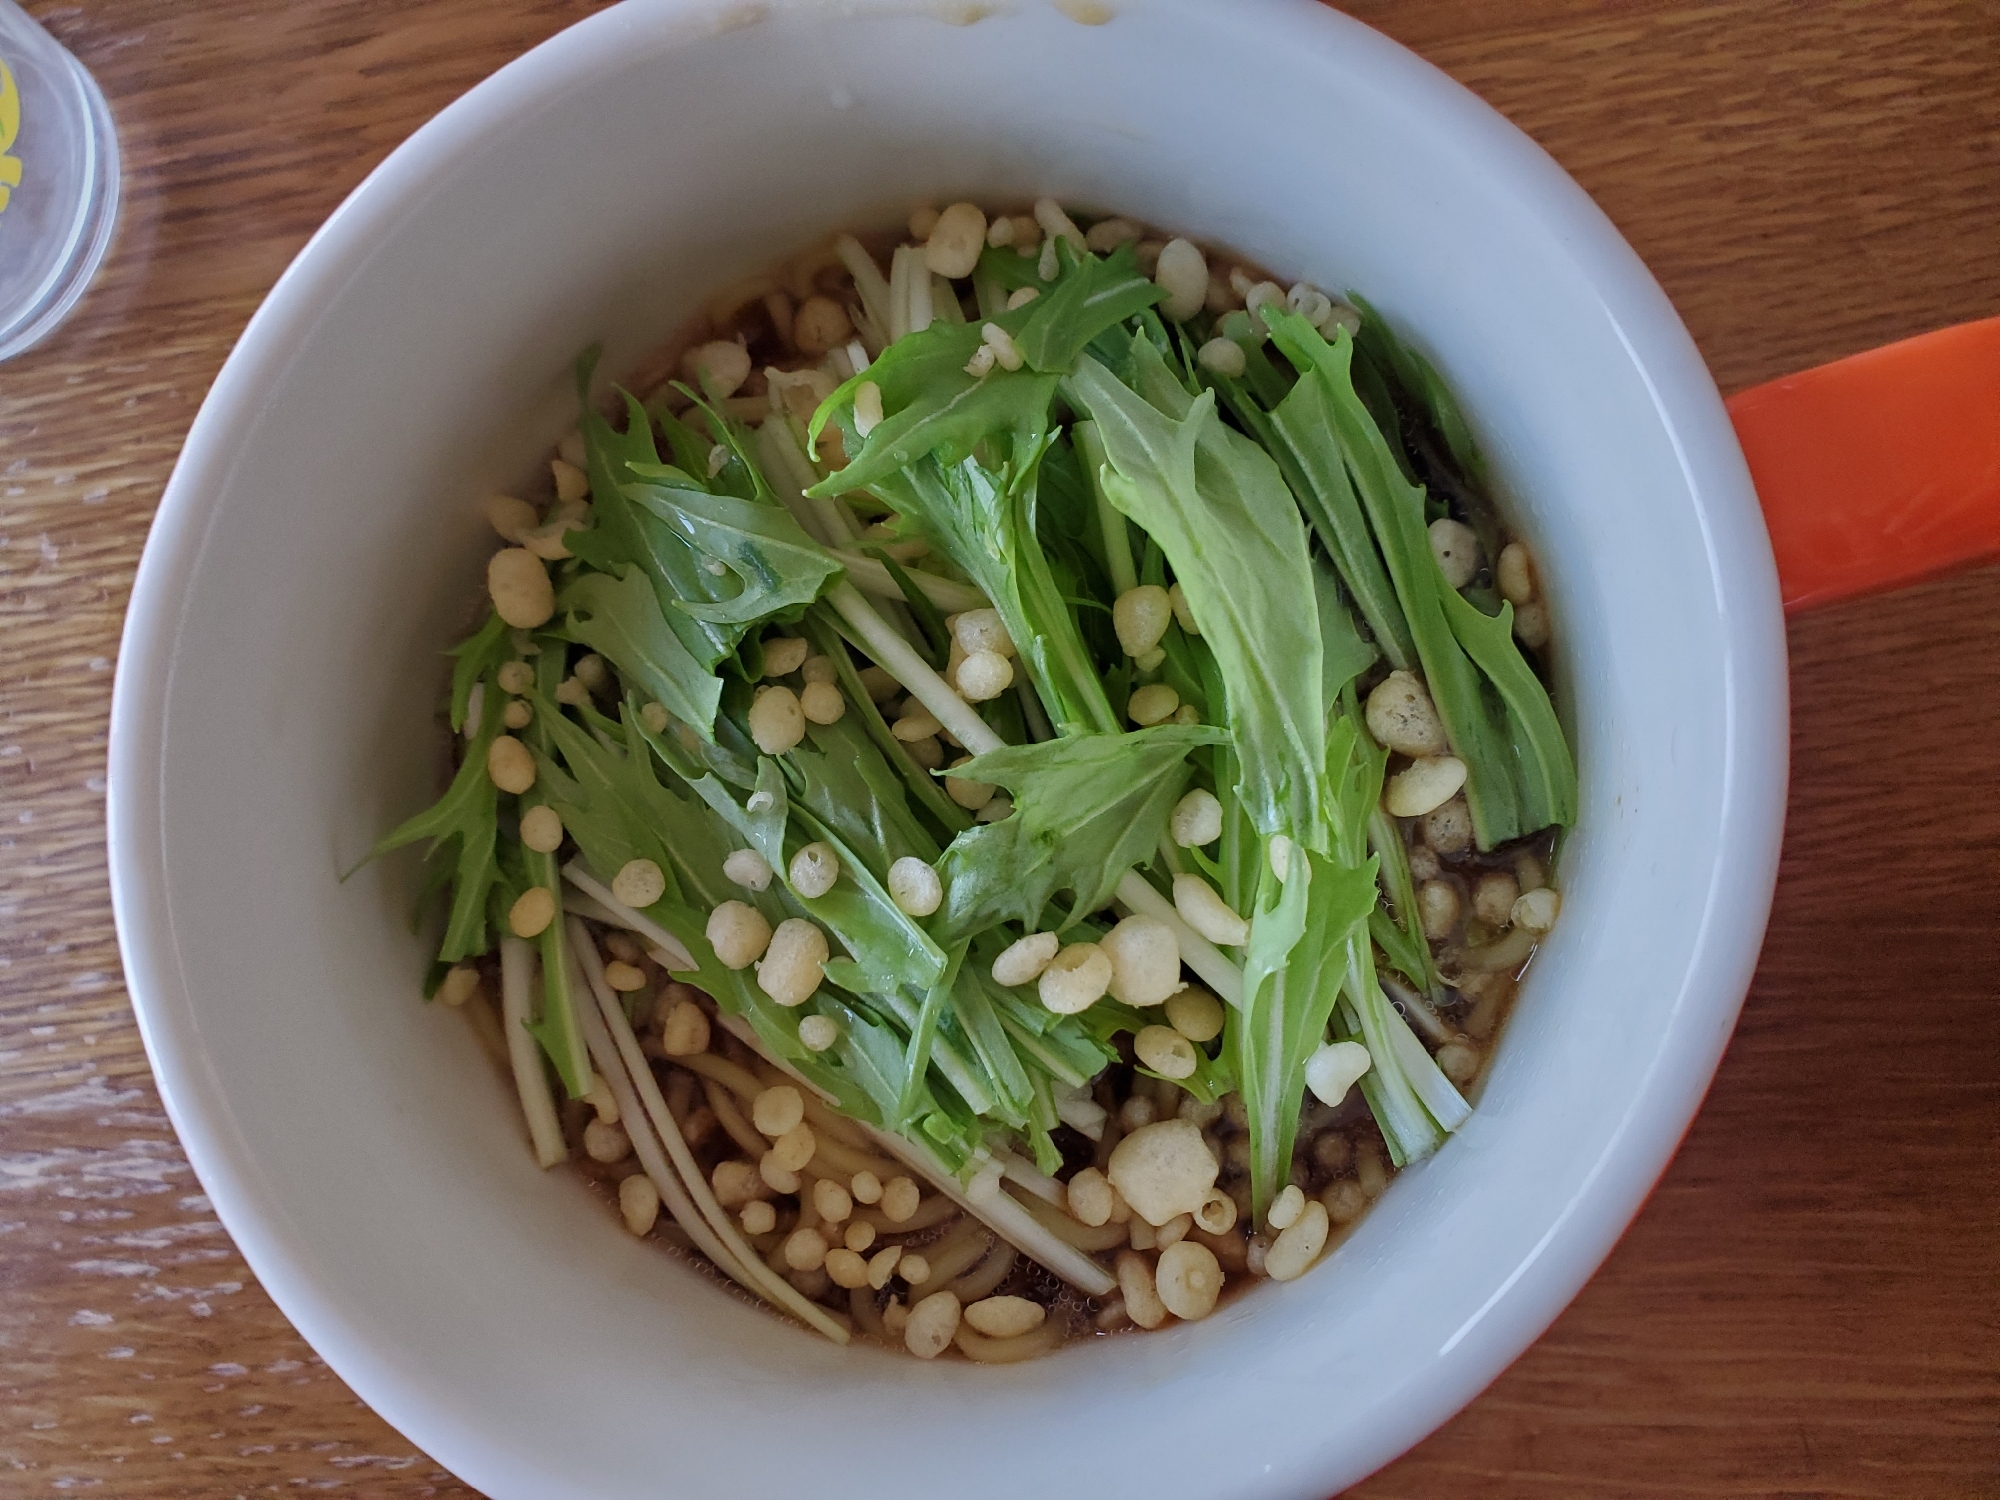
[753,420,836,546]
[1379,983,1471,1131]
[887,245,934,342]
[557,883,631,932]
[834,235,891,354]
[562,861,697,971]
[1073,421,1138,595]
[1380,972,1451,1046]
[759,414,860,549]
[499,936,567,1169]
[990,1146,1067,1207]
[827,550,987,613]
[569,922,850,1343]
[826,582,999,753]
[714,1014,1116,1298]
[873,1128,1117,1298]
[565,951,756,1291]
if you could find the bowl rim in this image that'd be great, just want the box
[106,0,1789,1493]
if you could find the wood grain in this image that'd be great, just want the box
[0,1,1994,1495]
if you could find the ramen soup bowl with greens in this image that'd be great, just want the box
[109,0,1794,1494]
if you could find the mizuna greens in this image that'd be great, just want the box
[372,201,1574,1357]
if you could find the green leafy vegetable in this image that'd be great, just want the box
[784,801,950,1000]
[871,450,1118,736]
[804,244,1164,500]
[1314,559,1379,710]
[1066,339,1329,847]
[1213,370,1414,671]
[556,567,724,737]
[1438,587,1577,832]
[783,709,943,871]
[1010,242,1163,373]
[510,648,592,1099]
[807,324,1055,497]
[1230,845,1381,1214]
[1264,309,1574,848]
[1350,294,1485,486]
[931,723,1224,940]
[363,670,505,964]
[618,461,841,627]
[802,609,971,839]
[571,390,742,670]
[449,612,511,732]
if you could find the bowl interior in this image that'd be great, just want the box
[111,2,1786,1497]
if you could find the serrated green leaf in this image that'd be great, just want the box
[556,567,723,738]
[572,389,744,670]
[804,244,1159,500]
[1439,588,1578,832]
[1011,242,1163,373]
[1351,294,1485,485]
[532,704,688,916]
[362,669,504,964]
[619,469,842,626]
[1066,340,1329,846]
[782,709,943,870]
[448,612,511,733]
[870,451,1119,736]
[1228,844,1380,1217]
[931,724,1225,939]
[1266,309,1574,846]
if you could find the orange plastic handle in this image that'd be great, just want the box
[1727,315,2000,613]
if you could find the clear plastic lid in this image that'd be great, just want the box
[0,1,118,363]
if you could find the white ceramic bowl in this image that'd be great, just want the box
[108,2,1788,1494]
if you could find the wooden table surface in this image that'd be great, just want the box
[2,1,1995,1494]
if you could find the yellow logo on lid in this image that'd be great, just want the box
[0,57,20,215]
